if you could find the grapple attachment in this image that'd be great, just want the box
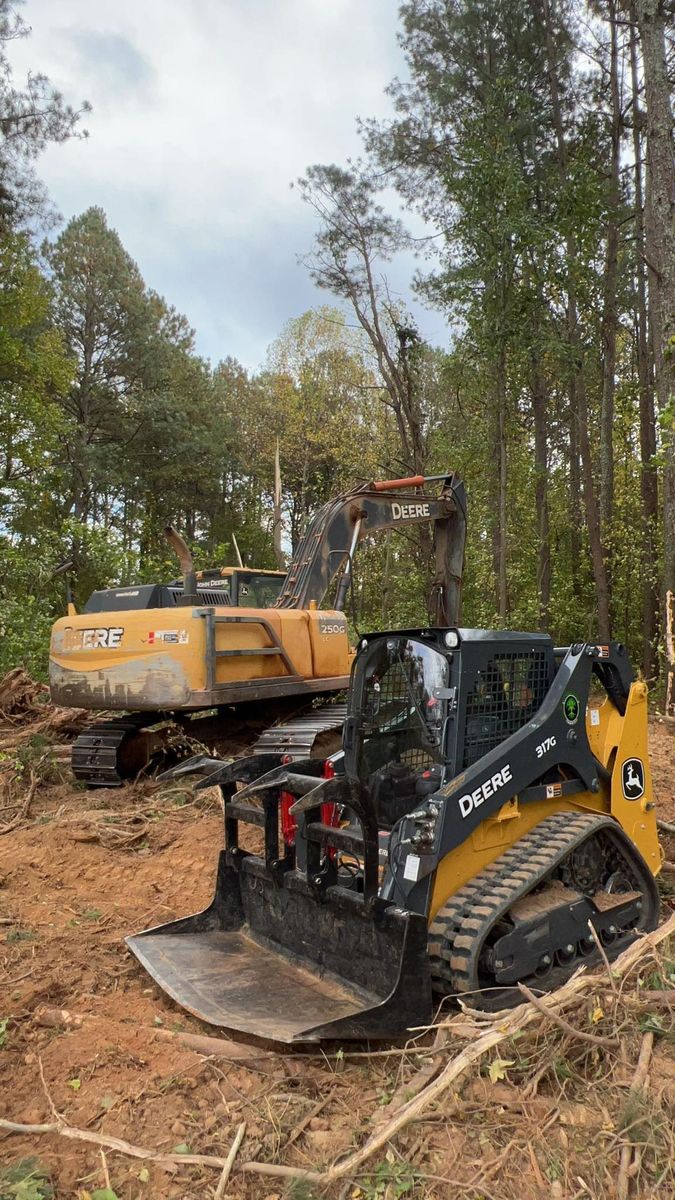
[127,760,432,1042]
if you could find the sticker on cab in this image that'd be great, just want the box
[403,854,421,882]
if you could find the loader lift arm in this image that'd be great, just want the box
[274,472,467,625]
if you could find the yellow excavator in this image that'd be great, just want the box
[49,473,467,785]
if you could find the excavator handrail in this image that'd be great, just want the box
[197,610,302,691]
[273,472,467,625]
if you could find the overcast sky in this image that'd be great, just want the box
[10,0,449,370]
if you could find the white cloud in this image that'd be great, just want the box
[10,0,449,367]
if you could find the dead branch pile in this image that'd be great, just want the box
[0,668,89,751]
[0,667,49,719]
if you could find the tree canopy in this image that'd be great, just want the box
[1,0,673,688]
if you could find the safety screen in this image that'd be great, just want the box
[461,650,551,768]
[356,638,448,779]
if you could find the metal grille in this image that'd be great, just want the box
[400,747,435,770]
[167,586,231,607]
[462,651,550,768]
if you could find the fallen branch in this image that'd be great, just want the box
[0,1118,235,1170]
[617,989,675,1008]
[214,1121,246,1199]
[518,983,620,1048]
[34,1005,278,1064]
[243,1013,528,1184]
[241,1161,322,1182]
[373,1022,448,1122]
[657,819,675,835]
[616,1031,654,1200]
[286,1095,330,1148]
[588,919,617,993]
[0,768,39,835]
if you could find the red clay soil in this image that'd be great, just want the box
[0,719,674,1199]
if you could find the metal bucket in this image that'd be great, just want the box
[126,850,432,1043]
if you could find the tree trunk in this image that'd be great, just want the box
[272,438,285,569]
[568,388,583,592]
[538,0,611,640]
[630,8,660,677]
[532,357,551,629]
[577,371,612,641]
[599,0,620,552]
[492,341,508,623]
[634,0,675,601]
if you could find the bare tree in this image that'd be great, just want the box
[297,164,429,478]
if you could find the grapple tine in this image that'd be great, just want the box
[157,754,225,782]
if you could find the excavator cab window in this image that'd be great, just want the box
[233,571,285,608]
[354,637,448,827]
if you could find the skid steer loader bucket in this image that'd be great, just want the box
[126,776,432,1042]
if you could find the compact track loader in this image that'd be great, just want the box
[127,628,662,1042]
[49,475,466,785]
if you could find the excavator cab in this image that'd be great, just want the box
[127,629,660,1042]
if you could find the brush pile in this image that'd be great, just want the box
[0,668,88,747]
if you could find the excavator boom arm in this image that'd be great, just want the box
[274,472,467,624]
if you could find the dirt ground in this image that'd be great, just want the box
[1,691,675,1200]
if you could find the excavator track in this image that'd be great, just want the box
[429,812,659,1010]
[71,715,158,788]
[252,702,348,759]
[73,700,349,786]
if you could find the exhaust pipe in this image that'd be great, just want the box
[164,525,198,606]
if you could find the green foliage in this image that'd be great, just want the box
[0,1,88,226]
[360,1156,418,1197]
[0,1158,54,1200]
[0,231,73,530]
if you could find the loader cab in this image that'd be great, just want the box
[346,629,557,829]
[83,568,286,614]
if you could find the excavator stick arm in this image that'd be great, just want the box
[274,472,467,622]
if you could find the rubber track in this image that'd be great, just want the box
[428,811,645,1005]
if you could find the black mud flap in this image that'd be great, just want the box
[126,851,432,1043]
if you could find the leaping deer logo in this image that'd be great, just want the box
[622,759,644,799]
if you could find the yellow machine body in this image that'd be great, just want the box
[429,678,662,919]
[49,605,353,711]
